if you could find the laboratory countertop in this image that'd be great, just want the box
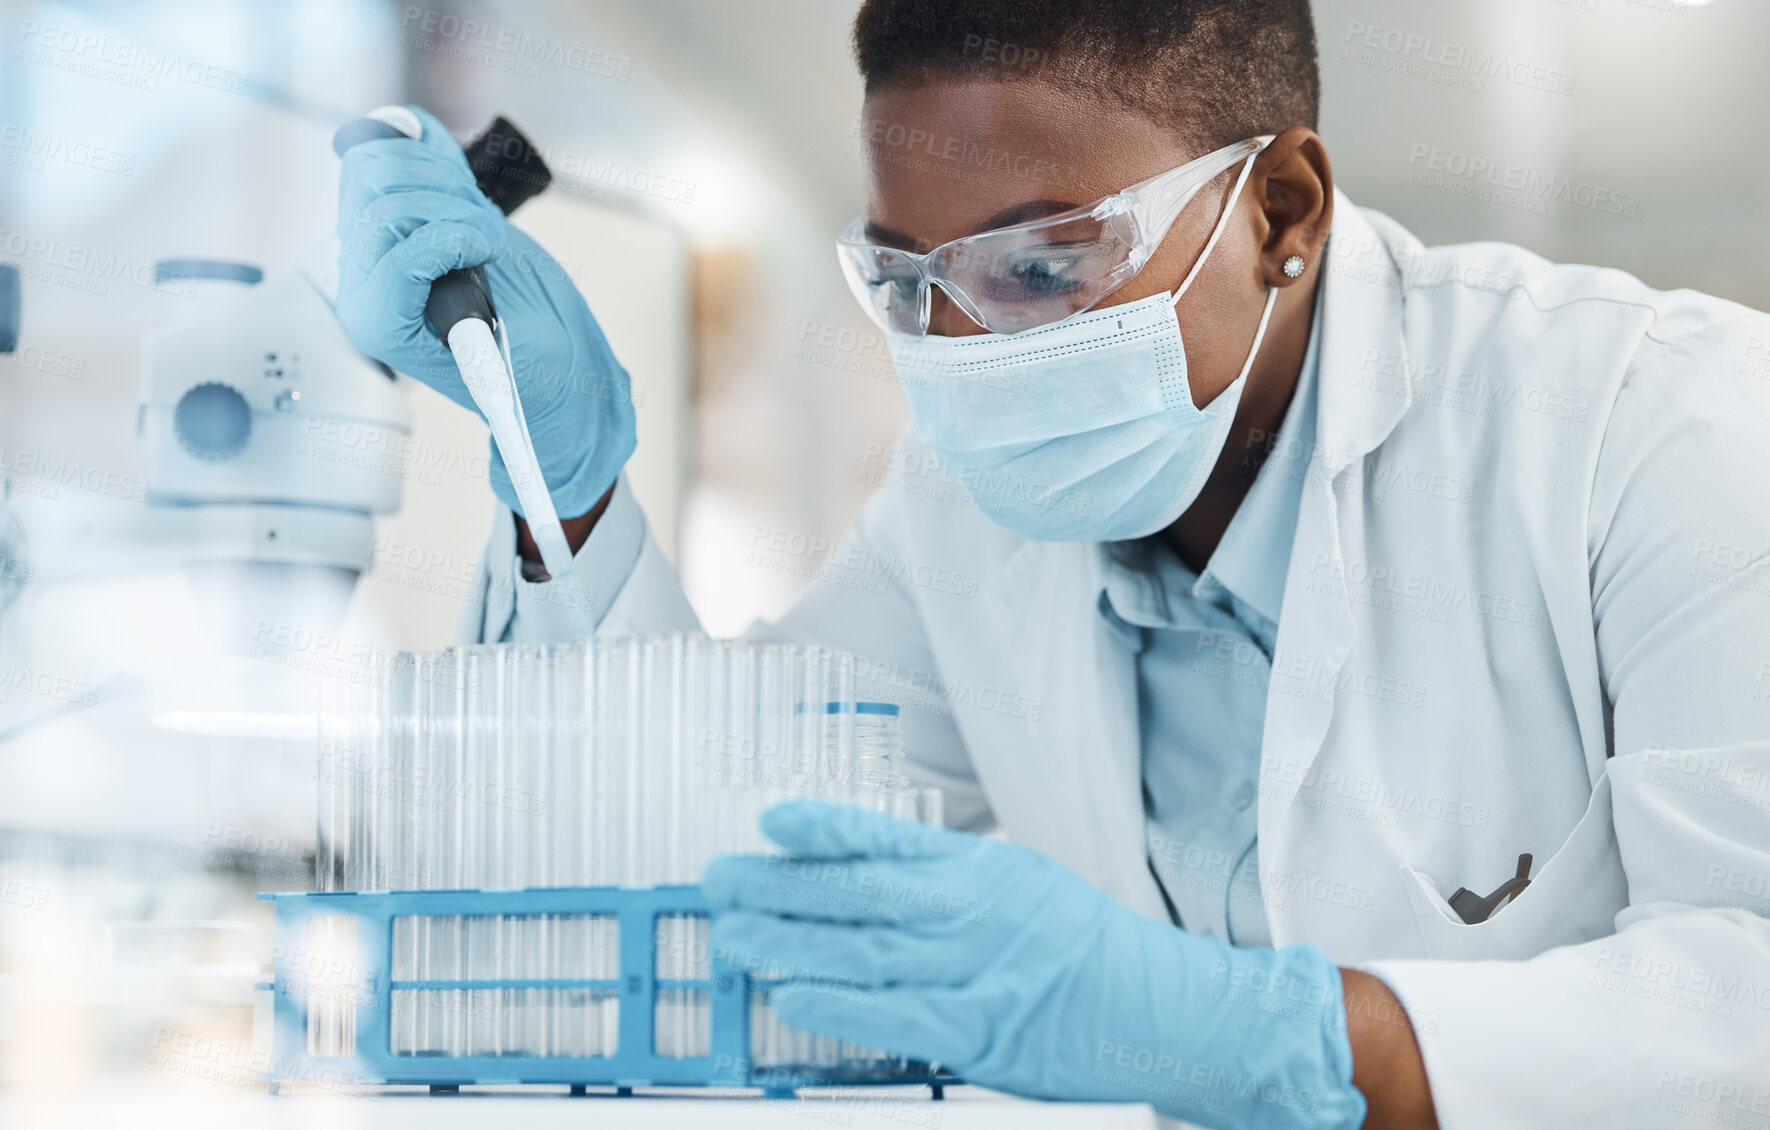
[1,1084,1179,1129]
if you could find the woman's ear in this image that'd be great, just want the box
[1254,127,1334,288]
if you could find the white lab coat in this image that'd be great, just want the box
[457,193,1770,1128]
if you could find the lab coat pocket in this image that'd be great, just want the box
[1398,776,1630,961]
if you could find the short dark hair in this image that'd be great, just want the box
[852,0,1320,152]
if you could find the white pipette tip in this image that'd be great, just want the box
[445,318,575,582]
[365,105,422,140]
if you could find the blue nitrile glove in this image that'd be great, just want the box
[333,105,636,519]
[704,801,1366,1130]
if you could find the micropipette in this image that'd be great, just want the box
[332,106,576,581]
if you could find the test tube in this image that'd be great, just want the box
[356,661,384,894]
[314,707,357,893]
[418,650,456,1053]
[676,634,707,883]
[668,637,695,1052]
[570,638,595,889]
[503,646,533,1052]
[518,645,557,1054]
[639,636,672,886]
[546,642,581,1056]
[615,637,645,886]
[456,645,500,1051]
[439,647,474,1057]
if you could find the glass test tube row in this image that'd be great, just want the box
[316,636,936,893]
[312,634,942,1067]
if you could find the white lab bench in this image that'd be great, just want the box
[1,1085,1175,1129]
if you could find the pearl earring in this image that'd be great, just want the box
[1282,255,1306,279]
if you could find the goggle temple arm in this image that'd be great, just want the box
[1121,135,1276,263]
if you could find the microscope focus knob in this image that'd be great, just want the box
[174,382,252,461]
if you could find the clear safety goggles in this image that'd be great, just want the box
[837,134,1274,338]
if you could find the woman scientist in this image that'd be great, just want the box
[333,1,1770,1127]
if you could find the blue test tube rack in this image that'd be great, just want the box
[260,886,951,1098]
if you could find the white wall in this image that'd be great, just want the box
[1315,0,1765,306]
[517,192,691,566]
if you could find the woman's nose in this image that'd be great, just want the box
[926,285,991,338]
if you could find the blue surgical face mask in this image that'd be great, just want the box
[885,152,1278,543]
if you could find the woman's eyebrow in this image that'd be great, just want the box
[864,199,1086,250]
[976,199,1083,231]
[863,221,921,250]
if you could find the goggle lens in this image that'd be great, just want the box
[837,238,928,335]
[935,213,1136,335]
[838,212,1137,336]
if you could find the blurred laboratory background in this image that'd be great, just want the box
[0,0,1761,1103]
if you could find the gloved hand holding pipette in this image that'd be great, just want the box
[333,105,637,575]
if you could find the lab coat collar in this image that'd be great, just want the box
[1206,280,1325,630]
[1252,194,1415,939]
[1313,190,1415,471]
